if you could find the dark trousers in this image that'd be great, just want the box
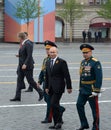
[15,67,43,99]
[95,36,98,42]
[76,92,99,130]
[17,66,33,90]
[83,37,86,43]
[88,37,91,43]
[50,93,62,126]
[44,91,65,122]
[44,91,51,120]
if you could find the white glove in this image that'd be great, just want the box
[89,92,101,98]
[92,92,98,96]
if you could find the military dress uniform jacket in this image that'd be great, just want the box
[18,40,34,70]
[38,57,50,89]
[45,57,72,94]
[79,56,102,95]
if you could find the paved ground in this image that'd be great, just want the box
[0,42,111,130]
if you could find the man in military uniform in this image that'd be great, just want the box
[37,40,65,124]
[76,44,103,130]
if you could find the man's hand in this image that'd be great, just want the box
[92,92,98,96]
[89,92,99,98]
[67,89,72,94]
[15,54,19,57]
[37,82,40,88]
[45,89,49,95]
[22,64,27,70]
[37,82,40,86]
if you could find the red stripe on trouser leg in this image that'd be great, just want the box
[95,96,99,130]
[48,108,53,121]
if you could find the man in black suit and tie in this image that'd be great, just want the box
[45,47,72,129]
[10,32,43,101]
[24,32,34,92]
[16,32,34,92]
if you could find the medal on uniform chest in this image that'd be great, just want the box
[84,73,87,76]
[85,62,87,65]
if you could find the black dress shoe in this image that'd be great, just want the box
[76,126,89,130]
[38,94,43,101]
[55,123,62,129]
[24,89,33,92]
[49,126,55,129]
[10,98,21,101]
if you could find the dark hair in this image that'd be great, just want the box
[18,32,26,40]
[24,32,28,36]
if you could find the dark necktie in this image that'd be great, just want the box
[50,59,53,70]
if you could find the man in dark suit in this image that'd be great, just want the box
[87,29,92,43]
[38,40,65,124]
[98,30,102,42]
[16,32,33,92]
[10,32,43,101]
[38,40,57,124]
[45,47,72,129]
[24,32,33,92]
[82,30,86,43]
[94,30,98,43]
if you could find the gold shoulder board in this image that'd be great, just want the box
[92,58,98,62]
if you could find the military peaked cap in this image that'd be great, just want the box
[44,40,57,49]
[80,44,94,52]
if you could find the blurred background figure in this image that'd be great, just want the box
[82,29,87,43]
[87,29,92,43]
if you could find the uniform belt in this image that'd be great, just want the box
[81,80,96,84]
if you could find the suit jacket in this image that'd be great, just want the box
[45,57,72,94]
[18,39,34,70]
